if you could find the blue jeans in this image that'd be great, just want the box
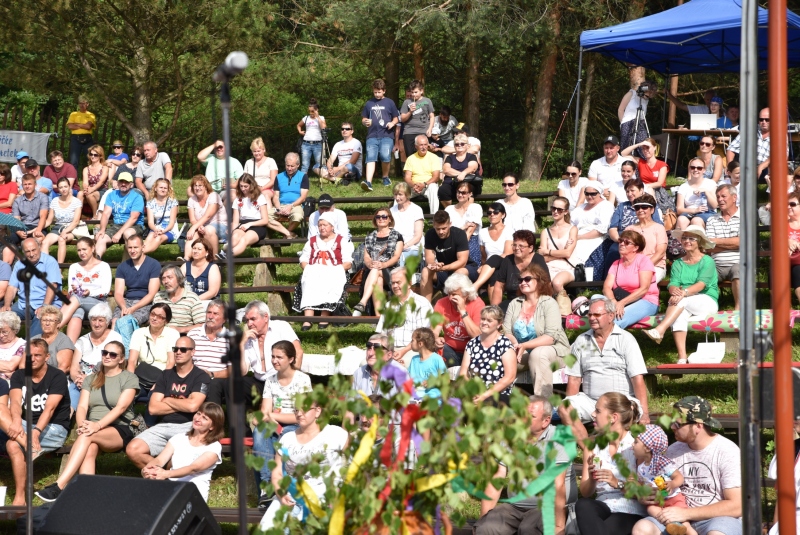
[11,302,43,337]
[253,423,298,495]
[343,163,361,180]
[69,134,94,169]
[0,421,68,454]
[613,299,659,329]
[301,141,322,173]
[365,137,394,163]
[399,248,421,267]
[68,380,82,410]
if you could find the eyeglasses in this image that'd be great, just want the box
[341,127,353,131]
[670,421,693,430]
[457,190,470,196]
[680,236,698,242]
[519,276,536,284]
[454,142,467,147]
[758,117,770,122]
[619,239,635,246]
[551,207,566,213]
[101,350,119,358]
[512,244,531,249]
[375,214,389,220]
[366,342,387,350]
[89,153,99,157]
[689,165,704,170]
[698,142,713,147]
[790,202,799,208]
[587,312,610,318]
[486,210,501,216]
[566,172,578,177]
[113,145,123,149]
[584,191,600,197]
[502,182,516,188]
[150,312,167,320]
[173,346,193,353]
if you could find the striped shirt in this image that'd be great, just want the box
[154,289,205,330]
[375,291,432,350]
[704,211,740,267]
[188,326,228,373]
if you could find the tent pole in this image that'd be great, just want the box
[768,0,796,529]
[572,48,583,161]
[737,0,761,532]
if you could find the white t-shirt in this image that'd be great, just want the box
[571,200,615,236]
[499,197,536,233]
[243,320,299,381]
[74,331,124,375]
[391,202,424,251]
[278,425,348,497]
[557,177,590,211]
[167,433,222,502]
[188,192,227,225]
[587,156,632,189]
[677,180,717,213]
[479,226,514,259]
[767,450,800,535]
[666,435,741,509]
[331,139,363,172]
[301,116,326,142]
[237,194,268,221]
[67,261,112,299]
[445,203,482,236]
[592,432,647,515]
[262,371,312,413]
[243,158,278,189]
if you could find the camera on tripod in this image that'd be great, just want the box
[636,83,652,97]
[320,127,331,142]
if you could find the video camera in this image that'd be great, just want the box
[320,127,331,142]
[636,83,653,97]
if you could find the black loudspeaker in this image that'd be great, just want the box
[33,475,221,535]
[759,367,800,423]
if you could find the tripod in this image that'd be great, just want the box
[631,94,650,147]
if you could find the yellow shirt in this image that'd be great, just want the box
[403,151,441,184]
[67,111,96,135]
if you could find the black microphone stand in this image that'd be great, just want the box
[0,237,70,535]
[216,73,248,534]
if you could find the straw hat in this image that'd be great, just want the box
[671,225,715,250]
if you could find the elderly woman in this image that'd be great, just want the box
[61,237,112,342]
[602,230,659,329]
[503,265,570,397]
[645,226,719,364]
[697,135,724,182]
[676,157,719,230]
[446,182,483,265]
[223,173,270,258]
[460,306,516,405]
[69,303,124,410]
[539,196,578,295]
[570,182,615,279]
[292,212,354,331]
[35,340,138,503]
[185,174,227,259]
[0,311,24,382]
[432,273,484,367]
[32,305,75,374]
[390,182,425,266]
[242,137,278,193]
[440,131,480,205]
[627,194,668,282]
[352,208,404,317]
[489,230,548,306]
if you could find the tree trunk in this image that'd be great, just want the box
[575,55,596,164]
[413,40,424,82]
[521,6,560,182]
[626,0,647,90]
[463,36,480,137]
[384,34,400,105]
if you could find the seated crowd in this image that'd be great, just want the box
[0,87,776,535]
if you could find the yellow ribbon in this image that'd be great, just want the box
[297,478,326,518]
[414,453,468,493]
[329,392,378,535]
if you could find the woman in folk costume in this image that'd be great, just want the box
[292,211,354,331]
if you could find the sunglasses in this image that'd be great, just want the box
[551,207,566,213]
[584,191,600,197]
[486,210,501,216]
[150,312,167,319]
[113,145,123,149]
[633,204,652,211]
[670,421,693,430]
[89,153,99,157]
[698,141,714,147]
[758,117,770,122]
[375,214,389,220]
[341,127,353,131]
[101,350,119,358]
[132,153,143,158]
[566,172,578,177]
[502,182,516,187]
[619,239,635,246]
[457,190,470,196]
[790,202,799,208]
[173,346,193,353]
[680,236,698,242]
[689,165,704,170]
[519,276,536,284]
[454,142,467,147]
[366,342,387,350]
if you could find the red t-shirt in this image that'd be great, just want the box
[637,158,669,185]
[433,296,485,353]
[0,182,19,214]
[43,163,79,190]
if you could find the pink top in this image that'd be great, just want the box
[630,223,668,269]
[610,254,659,305]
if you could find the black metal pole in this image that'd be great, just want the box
[219,79,248,534]
[22,271,32,535]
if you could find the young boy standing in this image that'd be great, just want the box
[360,79,400,191]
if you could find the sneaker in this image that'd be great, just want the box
[360,180,373,192]
[216,250,227,260]
[35,483,62,503]
[352,303,366,317]
[382,177,392,187]
[258,490,275,511]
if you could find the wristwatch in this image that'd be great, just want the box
[616,479,625,490]
[460,311,468,318]
[210,372,215,379]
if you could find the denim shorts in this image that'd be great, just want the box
[0,421,68,454]
[677,211,717,224]
[366,137,394,163]
[135,422,193,457]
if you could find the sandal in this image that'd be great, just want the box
[644,329,662,345]
[352,303,366,317]
[318,323,329,330]
[301,323,312,332]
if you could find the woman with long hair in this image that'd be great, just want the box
[180,238,221,304]
[142,402,226,502]
[252,341,312,509]
[539,195,579,295]
[142,178,179,254]
[223,173,270,258]
[557,160,589,210]
[676,157,719,230]
[0,163,18,216]
[446,181,483,265]
[297,98,327,173]
[35,341,138,502]
[474,202,513,303]
[82,144,109,216]
[41,177,86,262]
[621,138,668,190]
[696,135,724,182]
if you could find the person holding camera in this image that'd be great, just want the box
[297,98,327,173]
[618,81,658,152]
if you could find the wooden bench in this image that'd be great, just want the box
[0,505,264,525]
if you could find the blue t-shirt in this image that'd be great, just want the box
[10,253,62,308]
[116,255,161,300]
[361,97,400,139]
[274,171,309,206]
[36,178,53,196]
[408,353,447,399]
[108,153,130,162]
[106,189,145,226]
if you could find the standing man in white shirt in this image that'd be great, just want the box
[315,122,363,185]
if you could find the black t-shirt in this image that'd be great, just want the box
[10,366,71,431]
[424,226,474,267]
[495,253,549,296]
[153,366,211,425]
[0,379,9,398]
[444,153,478,174]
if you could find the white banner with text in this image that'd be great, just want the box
[0,131,54,164]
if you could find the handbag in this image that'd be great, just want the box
[555,290,572,316]
[611,264,631,301]
[461,173,483,185]
[100,383,148,437]
[295,117,308,153]
[687,332,726,364]
[134,341,162,393]
[662,209,678,231]
[546,228,586,282]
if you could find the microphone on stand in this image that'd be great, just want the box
[212,51,249,82]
